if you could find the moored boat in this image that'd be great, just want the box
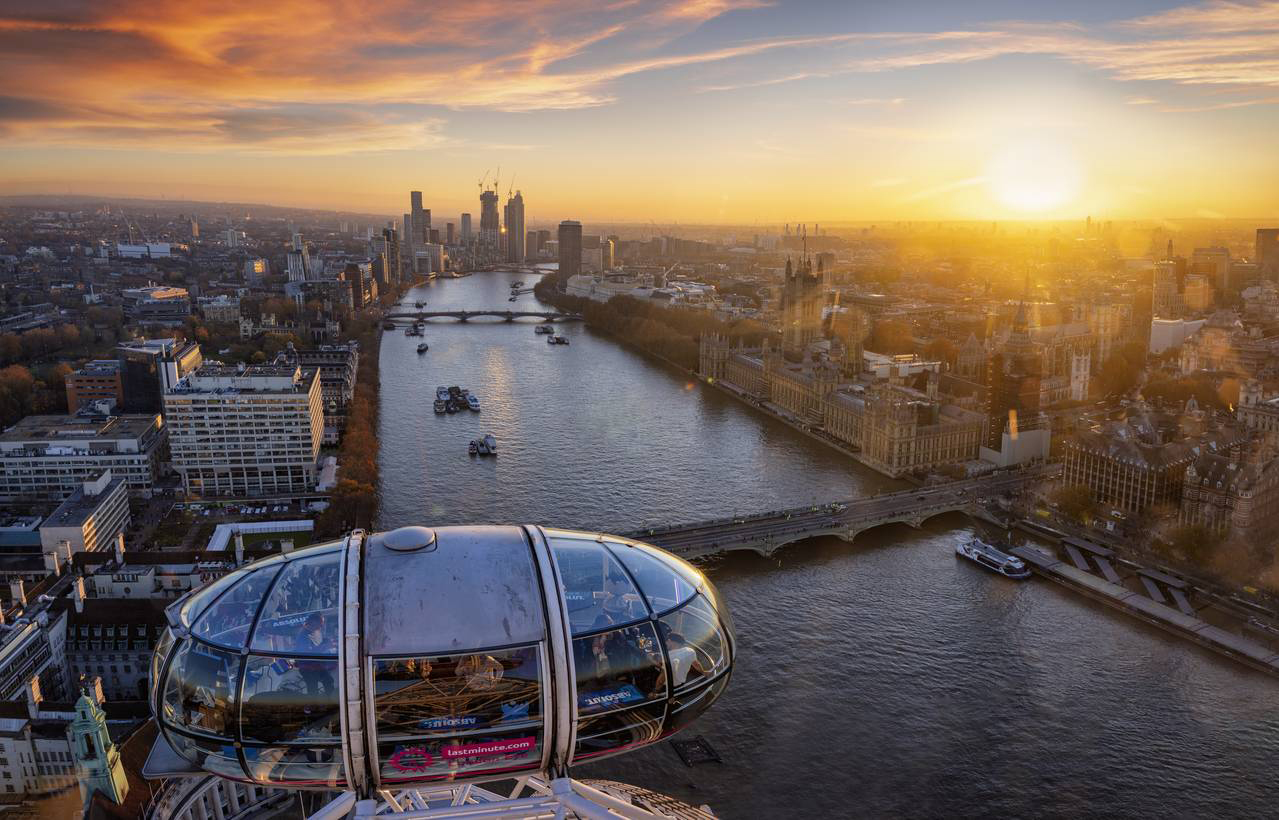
[434,400,446,414]
[417,343,429,354]
[955,537,1031,580]
[467,394,480,411]
[483,433,497,453]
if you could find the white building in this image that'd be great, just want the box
[38,472,130,557]
[0,415,167,502]
[196,295,241,324]
[163,364,324,498]
[1150,317,1207,354]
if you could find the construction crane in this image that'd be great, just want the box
[492,166,500,197]
[506,173,516,201]
[478,170,490,198]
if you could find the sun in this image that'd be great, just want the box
[985,138,1083,214]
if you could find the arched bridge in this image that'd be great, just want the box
[385,311,581,323]
[623,466,1055,560]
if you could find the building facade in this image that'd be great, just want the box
[163,364,324,498]
[38,472,130,557]
[0,415,166,502]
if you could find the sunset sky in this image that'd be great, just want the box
[2,0,1277,222]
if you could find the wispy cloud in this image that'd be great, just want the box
[3,0,1279,157]
[0,0,777,152]
[900,176,985,203]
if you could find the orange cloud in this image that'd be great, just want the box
[0,0,773,151]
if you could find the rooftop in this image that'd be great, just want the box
[0,414,162,444]
[43,475,126,530]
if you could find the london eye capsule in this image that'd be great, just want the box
[149,525,734,793]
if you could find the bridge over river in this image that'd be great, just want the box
[623,466,1057,560]
[385,310,581,323]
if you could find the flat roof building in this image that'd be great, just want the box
[163,364,324,498]
[39,471,130,558]
[0,414,167,502]
[116,339,203,414]
[65,360,122,414]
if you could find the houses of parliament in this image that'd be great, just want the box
[699,256,989,479]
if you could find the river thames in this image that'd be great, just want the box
[379,271,1279,818]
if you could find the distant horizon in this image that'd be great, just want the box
[4,193,1278,234]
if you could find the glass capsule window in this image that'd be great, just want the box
[371,646,545,783]
[551,540,647,634]
[548,533,734,765]
[154,545,348,788]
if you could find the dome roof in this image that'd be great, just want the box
[150,525,734,793]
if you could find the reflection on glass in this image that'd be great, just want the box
[664,674,730,737]
[243,745,345,787]
[552,539,646,634]
[657,595,728,691]
[241,655,341,743]
[374,647,541,738]
[572,621,665,714]
[193,567,279,648]
[378,731,542,782]
[250,552,341,654]
[151,627,174,703]
[161,642,240,736]
[167,730,247,781]
[606,542,697,614]
[178,567,251,626]
[574,702,665,761]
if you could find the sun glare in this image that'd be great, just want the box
[985,139,1083,213]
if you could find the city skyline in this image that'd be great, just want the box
[2,0,1278,221]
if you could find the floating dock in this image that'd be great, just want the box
[1011,543,1279,677]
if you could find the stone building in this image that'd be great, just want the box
[699,335,985,477]
[1063,410,1248,514]
[1180,438,1279,542]
[779,256,825,355]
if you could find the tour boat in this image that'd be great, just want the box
[475,438,490,455]
[467,395,480,411]
[436,387,450,401]
[468,440,478,455]
[417,343,429,354]
[446,401,457,414]
[434,400,446,414]
[955,538,1031,580]
[483,434,497,453]
[535,325,553,334]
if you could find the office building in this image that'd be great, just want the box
[64,361,123,413]
[0,414,166,501]
[275,342,359,445]
[410,191,429,247]
[480,189,500,253]
[504,191,525,263]
[376,226,401,285]
[120,287,190,325]
[446,222,455,245]
[116,339,203,413]
[1259,228,1279,281]
[526,230,538,260]
[38,471,130,557]
[163,364,324,498]
[558,220,582,278]
[461,213,472,242]
[243,257,268,284]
